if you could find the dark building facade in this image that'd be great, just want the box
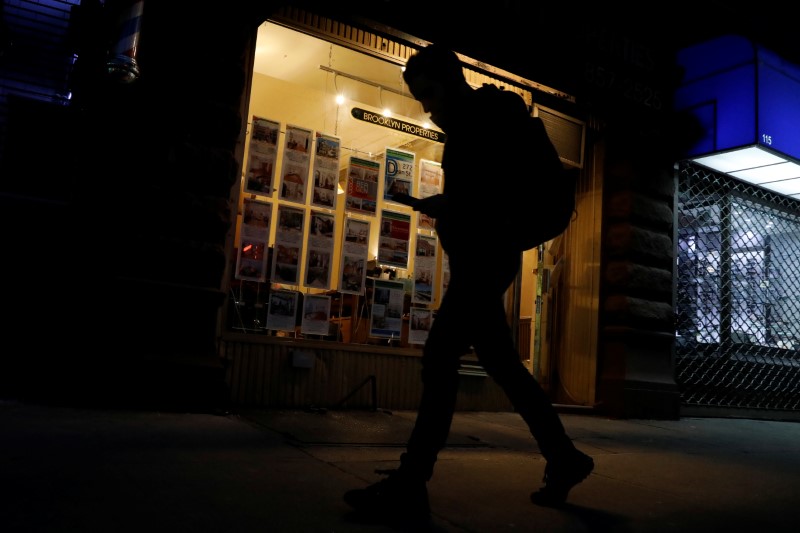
[2,1,797,420]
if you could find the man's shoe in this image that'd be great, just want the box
[344,468,430,525]
[530,451,594,507]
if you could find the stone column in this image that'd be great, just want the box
[597,150,680,419]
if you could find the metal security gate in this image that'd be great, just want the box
[675,162,800,414]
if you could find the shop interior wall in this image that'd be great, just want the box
[230,22,544,352]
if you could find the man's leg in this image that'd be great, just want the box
[343,278,471,522]
[401,278,473,480]
[471,291,594,506]
[471,294,575,460]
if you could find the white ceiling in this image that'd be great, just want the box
[251,22,437,160]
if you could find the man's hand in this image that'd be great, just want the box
[392,192,419,208]
[413,194,447,218]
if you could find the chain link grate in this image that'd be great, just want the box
[676,162,800,412]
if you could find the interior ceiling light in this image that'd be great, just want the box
[692,146,800,198]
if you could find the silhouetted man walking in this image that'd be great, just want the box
[344,43,593,527]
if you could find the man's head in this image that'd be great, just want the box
[403,44,468,130]
[403,44,464,87]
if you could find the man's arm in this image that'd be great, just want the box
[412,194,447,218]
[393,192,448,218]
[392,193,420,208]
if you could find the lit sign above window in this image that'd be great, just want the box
[351,107,446,143]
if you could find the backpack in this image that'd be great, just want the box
[512,114,577,251]
[484,84,576,251]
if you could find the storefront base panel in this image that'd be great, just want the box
[598,328,681,419]
[220,335,514,412]
[598,378,681,420]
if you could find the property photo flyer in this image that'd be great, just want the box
[311,132,341,210]
[271,244,301,285]
[244,116,279,195]
[271,204,305,284]
[304,210,335,289]
[417,159,443,230]
[378,209,411,269]
[301,293,332,336]
[439,251,450,301]
[266,289,299,332]
[384,147,415,201]
[275,204,305,244]
[338,217,370,295]
[369,279,405,339]
[241,198,272,241]
[235,198,273,282]
[344,156,380,216]
[409,307,434,346]
[235,239,268,282]
[279,124,312,204]
[412,234,437,304]
[418,158,443,197]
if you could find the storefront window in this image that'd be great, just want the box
[226,22,445,347]
[676,172,800,351]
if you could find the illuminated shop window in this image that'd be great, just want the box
[228,22,445,345]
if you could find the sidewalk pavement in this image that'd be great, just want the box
[2,399,799,532]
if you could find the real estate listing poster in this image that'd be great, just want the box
[241,198,272,241]
[235,198,273,282]
[301,293,332,336]
[266,289,299,332]
[417,159,443,231]
[271,204,305,285]
[377,209,411,269]
[439,251,450,301]
[412,234,437,304]
[338,217,370,295]
[344,156,380,216]
[369,279,405,339]
[279,124,312,204]
[244,116,279,196]
[304,210,335,289]
[409,307,434,346]
[235,240,268,282]
[384,147,415,201]
[311,132,341,210]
